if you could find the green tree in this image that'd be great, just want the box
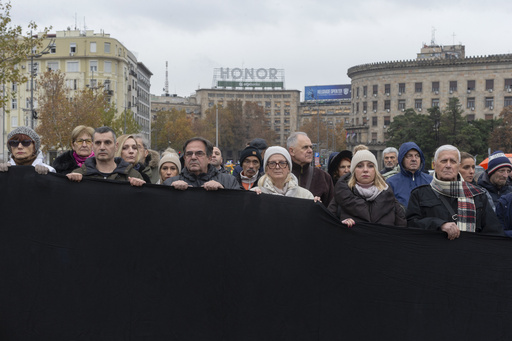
[297,119,346,152]
[0,0,50,107]
[151,108,193,152]
[439,97,466,146]
[489,106,512,152]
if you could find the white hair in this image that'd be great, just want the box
[434,145,460,162]
[286,132,308,149]
[382,147,398,156]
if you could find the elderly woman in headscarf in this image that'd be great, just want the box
[53,125,95,174]
[328,150,406,227]
[0,126,55,174]
[251,146,318,200]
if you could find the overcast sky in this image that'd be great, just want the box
[9,0,512,100]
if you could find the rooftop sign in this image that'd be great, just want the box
[213,68,285,89]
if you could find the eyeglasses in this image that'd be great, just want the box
[185,150,206,158]
[267,161,288,169]
[8,140,33,147]
[75,138,92,145]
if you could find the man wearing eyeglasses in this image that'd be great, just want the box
[235,146,263,190]
[386,141,433,208]
[164,137,240,191]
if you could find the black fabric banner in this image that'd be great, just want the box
[1,166,512,340]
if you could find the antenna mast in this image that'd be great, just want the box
[164,61,169,96]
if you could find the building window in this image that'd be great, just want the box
[372,116,378,126]
[485,97,494,109]
[449,81,457,92]
[373,84,378,96]
[70,43,76,54]
[356,103,359,112]
[217,93,225,98]
[485,114,494,120]
[398,83,405,94]
[432,81,440,93]
[50,43,56,54]
[11,82,16,91]
[505,79,512,91]
[363,86,367,97]
[505,97,512,107]
[415,99,422,110]
[467,80,476,91]
[245,94,253,98]
[384,116,391,125]
[415,82,422,93]
[432,98,440,107]
[356,87,359,98]
[273,94,282,98]
[467,97,475,109]
[398,99,406,110]
[11,99,17,109]
[67,61,79,72]
[265,101,271,108]
[11,116,18,128]
[274,102,281,108]
[104,80,111,90]
[384,84,390,95]
[90,42,97,53]
[384,100,390,110]
[47,61,58,71]
[255,94,263,98]
[486,79,494,91]
[104,61,112,73]
[466,114,475,121]
[372,101,377,111]
[66,79,78,90]
[104,42,111,53]
[264,94,272,98]
[363,101,367,112]
[90,61,98,72]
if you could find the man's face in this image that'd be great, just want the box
[434,150,459,181]
[289,135,313,166]
[210,147,223,168]
[93,132,117,163]
[184,140,210,175]
[383,152,398,169]
[402,149,421,172]
[242,156,260,178]
[490,168,512,188]
[135,137,149,162]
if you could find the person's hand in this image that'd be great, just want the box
[313,196,321,203]
[129,177,146,187]
[253,188,262,195]
[441,222,460,240]
[202,180,224,191]
[66,173,83,182]
[34,164,49,175]
[342,218,355,228]
[0,162,10,172]
[171,180,190,191]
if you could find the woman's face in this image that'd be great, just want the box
[121,138,139,164]
[337,159,351,177]
[72,132,93,157]
[160,162,179,182]
[354,161,376,185]
[459,158,475,183]
[266,154,290,182]
[9,137,35,160]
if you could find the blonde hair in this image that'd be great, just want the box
[70,125,94,147]
[115,134,139,161]
[348,167,388,190]
[353,144,369,153]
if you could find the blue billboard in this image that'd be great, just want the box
[305,84,351,101]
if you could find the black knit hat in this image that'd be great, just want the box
[240,146,262,165]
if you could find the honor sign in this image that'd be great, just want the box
[213,67,285,89]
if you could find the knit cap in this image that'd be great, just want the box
[240,146,262,165]
[158,152,182,174]
[263,146,292,170]
[487,151,512,176]
[350,150,378,174]
[7,126,41,152]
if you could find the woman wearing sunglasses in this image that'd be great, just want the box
[53,125,95,175]
[251,146,317,200]
[0,126,55,174]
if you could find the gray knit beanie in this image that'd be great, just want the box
[7,126,41,152]
[350,150,378,174]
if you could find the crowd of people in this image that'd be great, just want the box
[2,125,512,239]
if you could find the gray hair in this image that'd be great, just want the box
[286,132,308,149]
[434,145,460,162]
[382,147,398,156]
[94,126,117,143]
[132,134,148,149]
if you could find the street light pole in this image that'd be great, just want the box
[216,105,219,147]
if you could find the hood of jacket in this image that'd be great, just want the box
[397,141,426,177]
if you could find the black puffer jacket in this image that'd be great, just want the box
[53,150,80,175]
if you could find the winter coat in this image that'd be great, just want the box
[327,180,406,226]
[386,142,433,208]
[235,171,263,190]
[140,149,160,184]
[406,184,504,236]
[496,192,512,237]
[251,174,314,199]
[164,164,241,190]
[291,162,334,207]
[477,171,512,207]
[72,157,143,181]
[8,156,56,173]
[52,150,80,175]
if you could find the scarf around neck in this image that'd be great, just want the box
[430,174,483,232]
[355,181,387,201]
[73,150,94,168]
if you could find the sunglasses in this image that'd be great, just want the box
[8,140,33,147]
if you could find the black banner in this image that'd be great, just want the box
[0,166,511,340]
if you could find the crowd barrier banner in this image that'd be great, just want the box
[1,166,512,340]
